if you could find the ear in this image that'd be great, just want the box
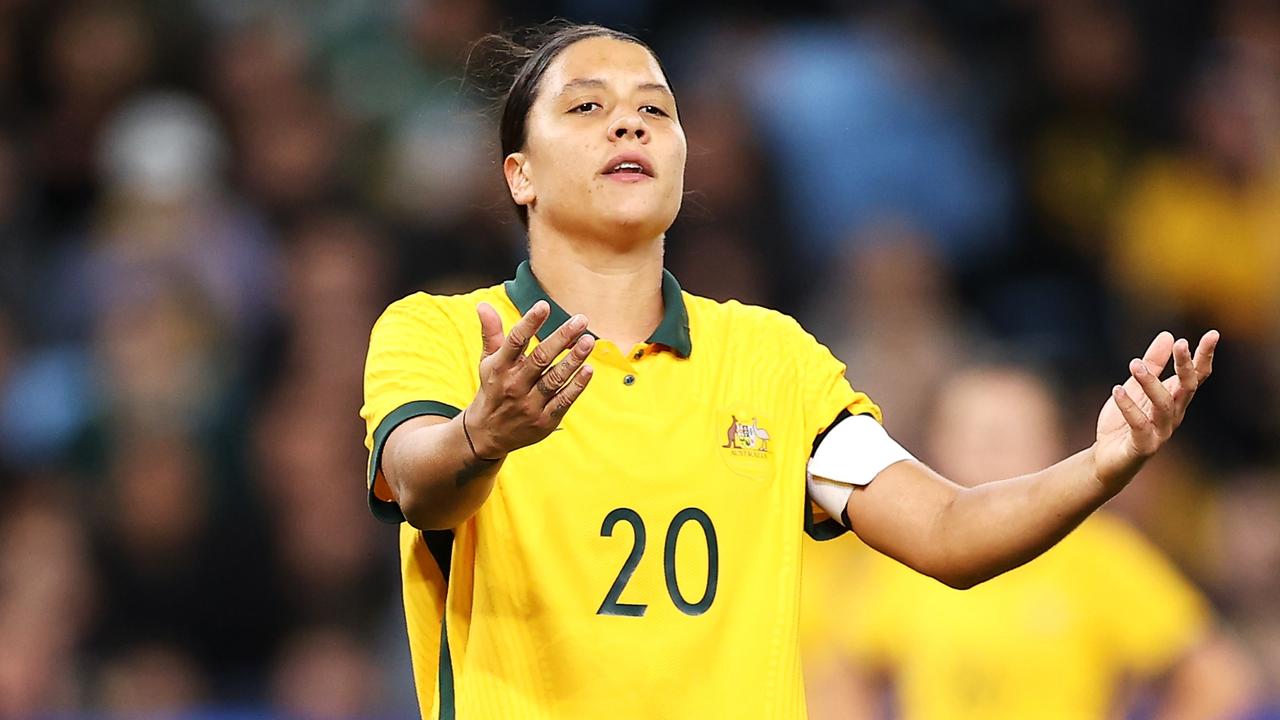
[503,153,536,209]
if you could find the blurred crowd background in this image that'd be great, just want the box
[0,0,1276,717]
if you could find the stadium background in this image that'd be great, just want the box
[0,0,1276,716]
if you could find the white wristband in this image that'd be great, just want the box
[806,414,916,526]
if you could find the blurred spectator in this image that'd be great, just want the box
[802,365,1261,720]
[86,425,280,699]
[1108,35,1280,466]
[379,97,493,238]
[1028,0,1140,247]
[1211,472,1280,699]
[271,625,383,718]
[31,89,279,364]
[744,9,1011,280]
[0,482,94,715]
[30,0,155,229]
[809,222,976,454]
[252,211,396,637]
[0,125,39,324]
[976,1,1141,372]
[664,51,787,309]
[1111,41,1280,343]
[96,642,208,715]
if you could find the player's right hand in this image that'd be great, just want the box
[465,300,595,459]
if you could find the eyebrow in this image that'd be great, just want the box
[557,78,674,98]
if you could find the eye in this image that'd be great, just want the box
[641,105,669,117]
[571,102,601,114]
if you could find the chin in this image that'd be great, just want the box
[599,200,679,237]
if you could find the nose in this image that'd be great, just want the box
[608,112,648,143]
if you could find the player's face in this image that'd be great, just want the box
[506,37,687,244]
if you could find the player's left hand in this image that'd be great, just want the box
[1093,330,1218,492]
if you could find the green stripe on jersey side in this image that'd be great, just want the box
[421,529,456,720]
[437,612,455,719]
[367,400,462,524]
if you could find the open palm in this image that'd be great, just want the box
[1094,330,1218,490]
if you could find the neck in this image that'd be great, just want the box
[527,224,665,350]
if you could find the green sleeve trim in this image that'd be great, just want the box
[367,400,462,524]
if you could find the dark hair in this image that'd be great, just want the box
[468,22,662,226]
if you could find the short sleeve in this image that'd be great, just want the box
[360,295,476,523]
[783,316,882,440]
[1093,518,1211,676]
[781,315,882,540]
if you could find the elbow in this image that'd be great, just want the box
[398,485,478,531]
[396,489,431,529]
[937,572,984,591]
[396,487,450,531]
[924,566,984,591]
[920,486,1007,590]
[400,497,456,531]
[918,554,992,590]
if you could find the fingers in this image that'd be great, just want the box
[1124,329,1218,435]
[1120,331,1174,396]
[545,363,594,419]
[1129,357,1175,431]
[1111,328,1218,458]
[1112,384,1156,448]
[477,303,505,357]
[1193,330,1219,384]
[492,301,550,366]
[1172,337,1197,399]
[1140,330,1175,376]
[517,313,589,390]
[535,334,595,398]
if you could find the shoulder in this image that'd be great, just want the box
[682,293,835,374]
[375,284,507,334]
[683,292,810,342]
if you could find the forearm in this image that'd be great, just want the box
[848,331,1218,589]
[932,446,1114,588]
[383,412,504,530]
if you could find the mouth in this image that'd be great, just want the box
[600,153,654,180]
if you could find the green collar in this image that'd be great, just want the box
[503,261,692,358]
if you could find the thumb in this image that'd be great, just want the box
[477,302,505,357]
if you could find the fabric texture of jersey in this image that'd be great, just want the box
[800,512,1210,720]
[361,261,881,719]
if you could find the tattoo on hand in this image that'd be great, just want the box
[453,454,497,488]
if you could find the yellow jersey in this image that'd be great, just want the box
[362,262,881,719]
[801,512,1210,720]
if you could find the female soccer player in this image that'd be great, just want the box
[361,23,1218,719]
